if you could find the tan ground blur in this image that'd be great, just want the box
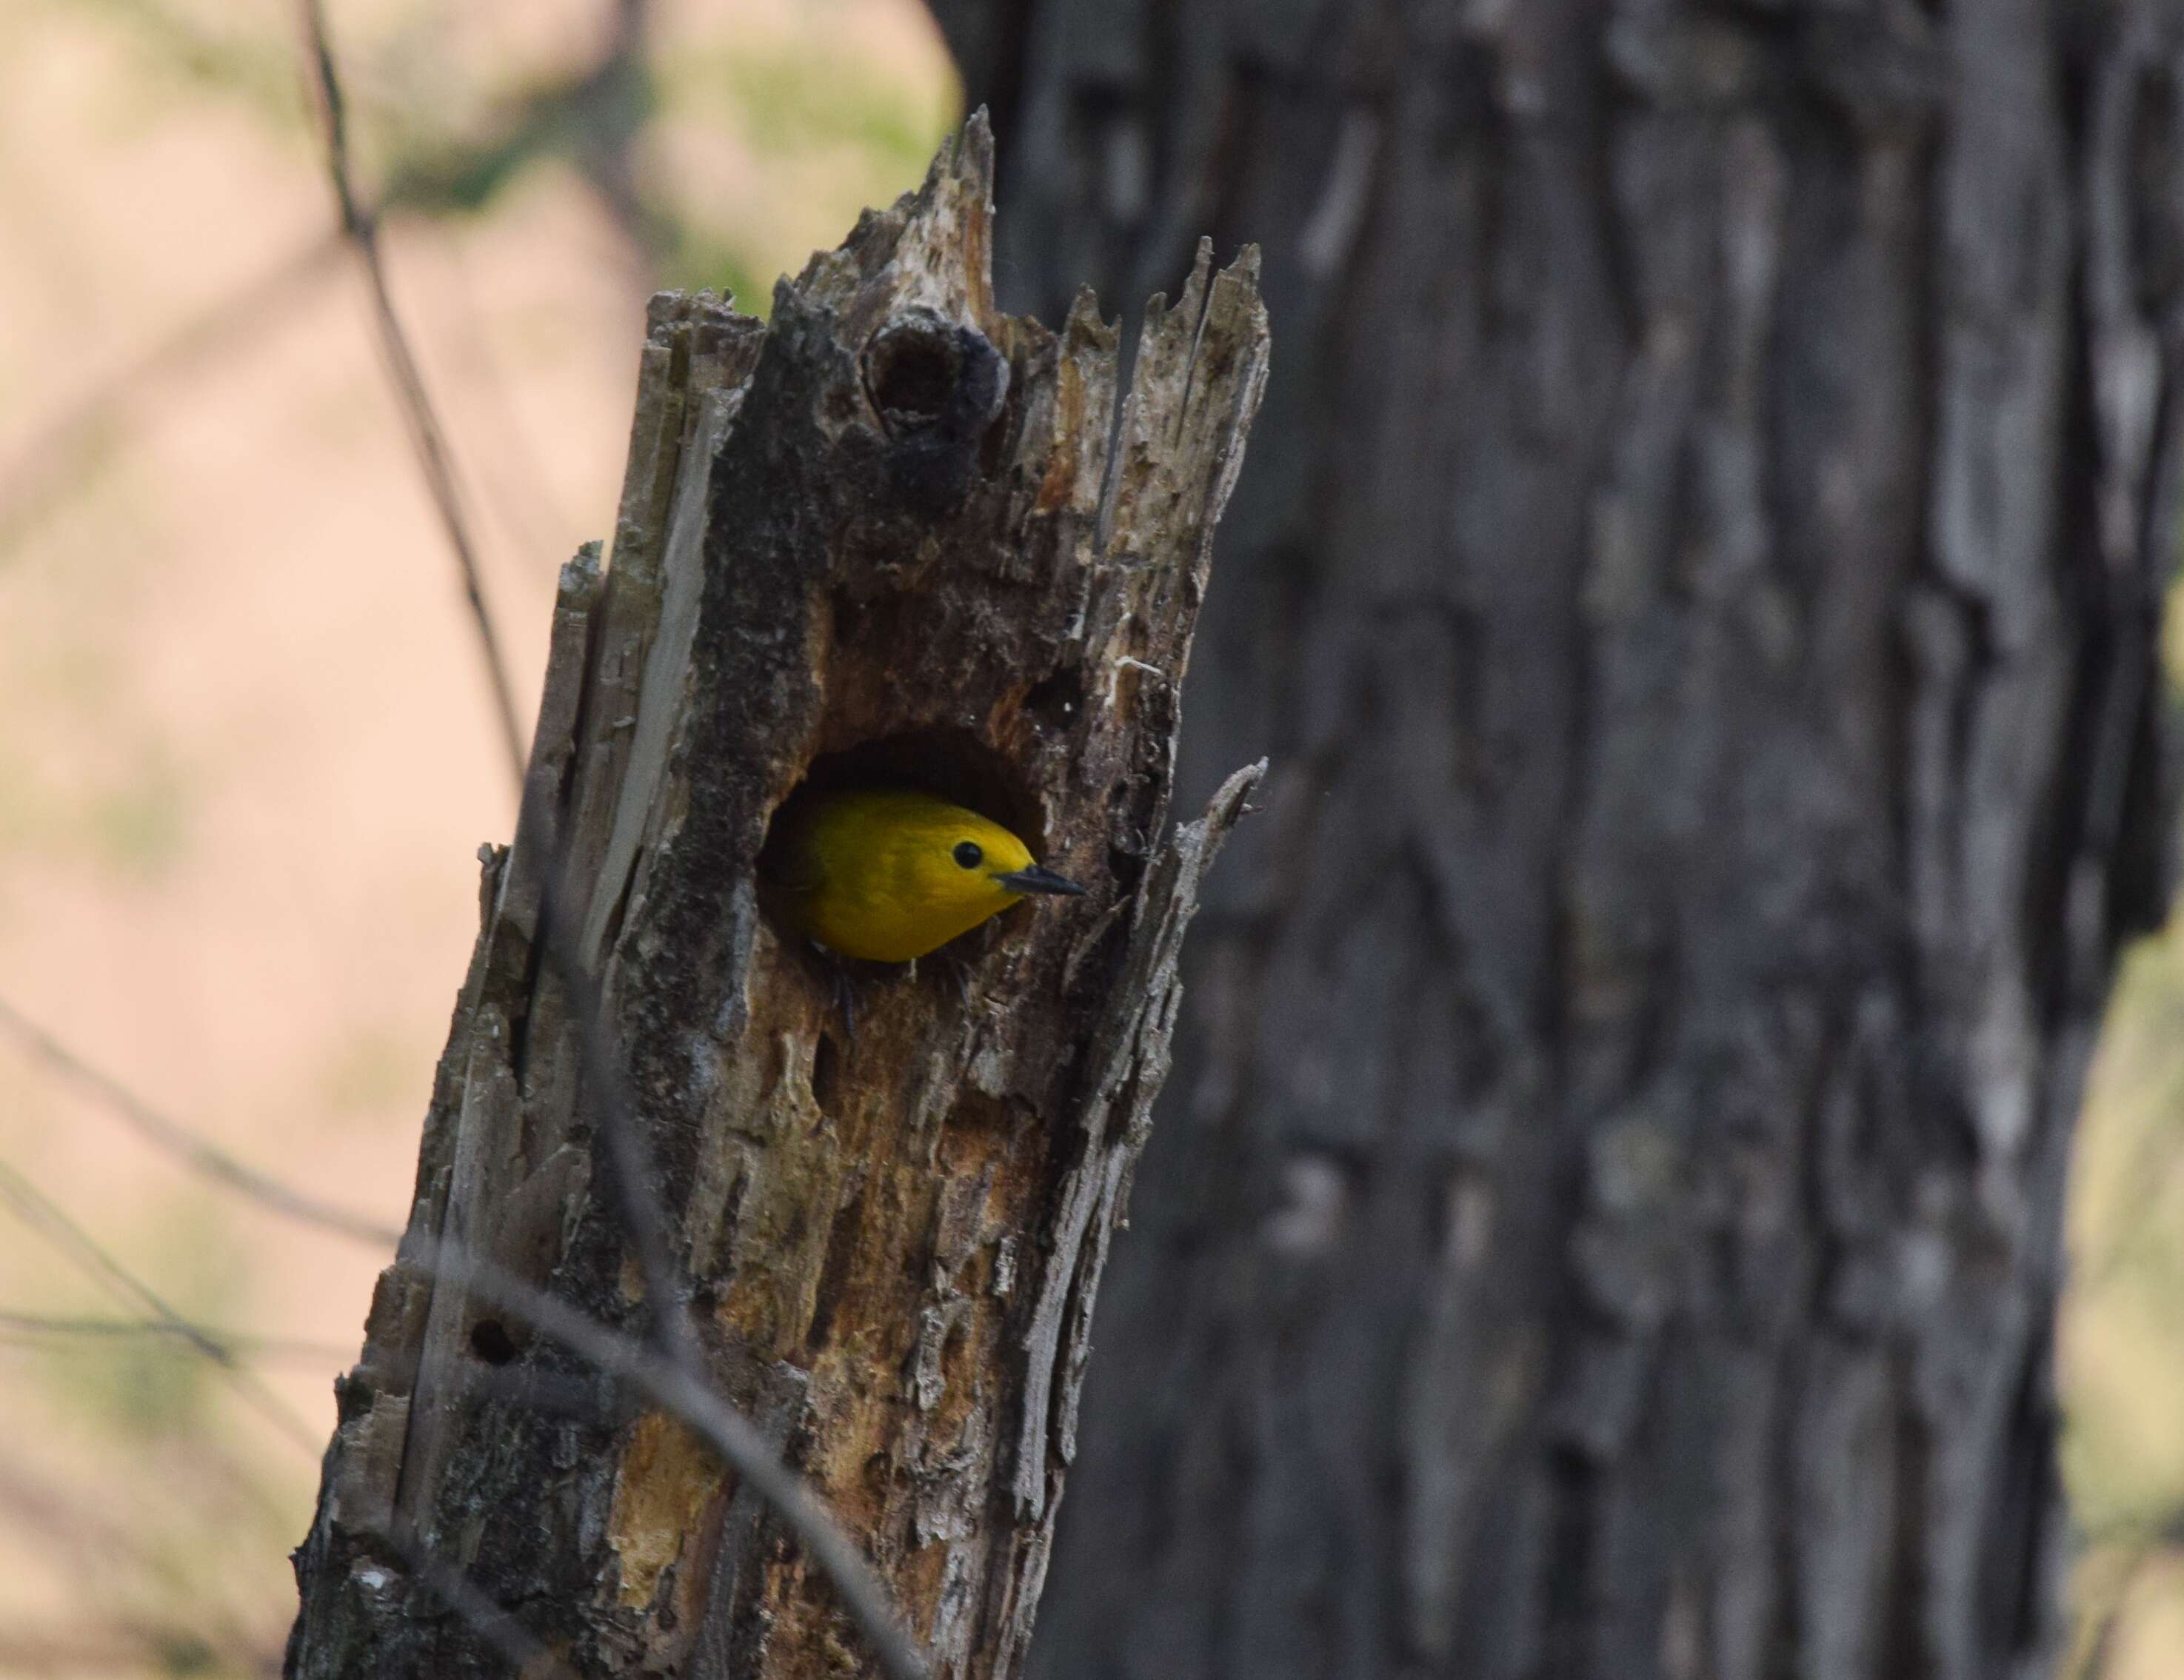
[1,3,2181,1676]
[0,0,951,1667]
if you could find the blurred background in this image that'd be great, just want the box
[0,1,2178,1675]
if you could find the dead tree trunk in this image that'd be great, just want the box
[284,117,1269,1679]
[922,6,2184,1679]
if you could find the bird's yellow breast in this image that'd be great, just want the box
[764,789,1046,963]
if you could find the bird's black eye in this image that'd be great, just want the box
[952,840,983,870]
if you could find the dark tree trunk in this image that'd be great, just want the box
[928,4,2184,1678]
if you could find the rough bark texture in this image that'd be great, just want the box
[923,6,2184,1679]
[284,117,1269,1679]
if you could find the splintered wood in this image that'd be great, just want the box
[286,113,1269,1680]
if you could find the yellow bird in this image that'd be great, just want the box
[764,787,1086,963]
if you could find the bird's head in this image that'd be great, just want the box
[905,803,1086,920]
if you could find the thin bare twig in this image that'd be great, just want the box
[0,1173,574,1676]
[392,1532,578,1680]
[520,772,701,1373]
[297,0,526,783]
[0,973,928,1670]
[1,0,655,566]
[0,1158,321,1454]
[5,893,924,1670]
[401,1232,931,1680]
[0,1302,572,1680]
[502,774,929,1677]
[0,991,401,1247]
[0,972,924,1670]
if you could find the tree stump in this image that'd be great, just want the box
[285,114,1269,1679]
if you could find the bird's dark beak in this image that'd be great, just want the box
[997,864,1086,897]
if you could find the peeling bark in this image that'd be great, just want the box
[922,7,2184,1680]
[284,116,1269,1679]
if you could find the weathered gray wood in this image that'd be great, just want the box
[284,115,1269,1679]
[924,7,2184,1680]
